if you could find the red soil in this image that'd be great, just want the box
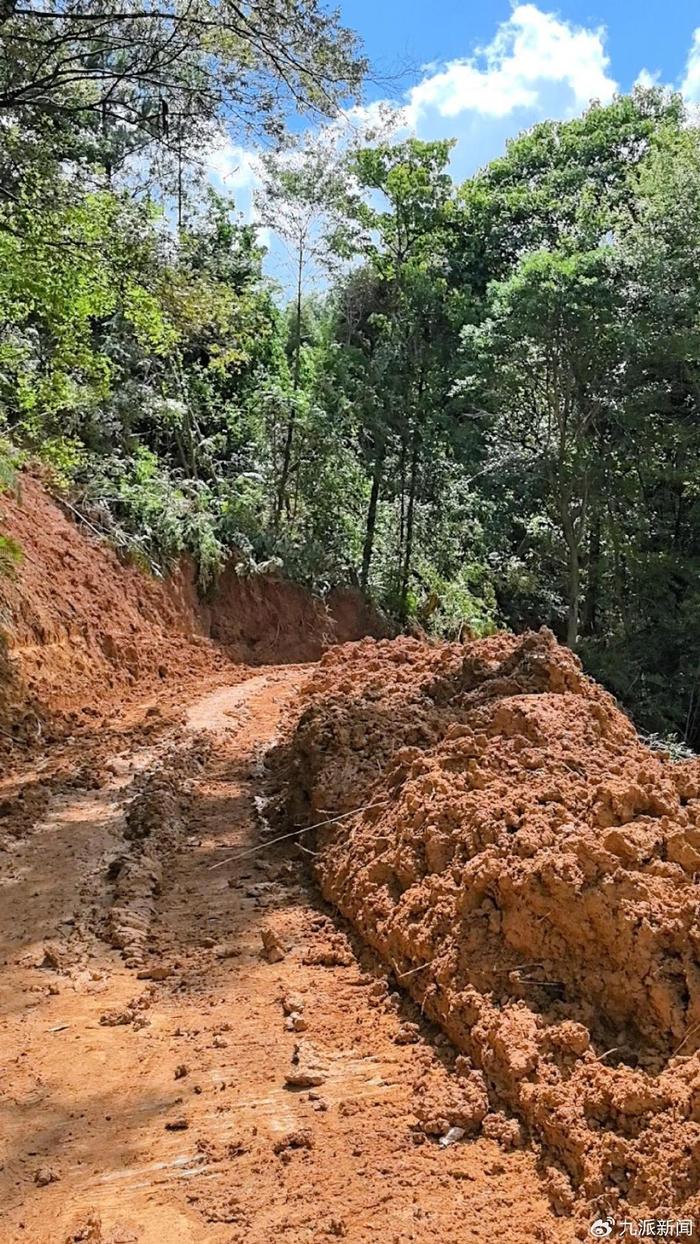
[0,474,384,748]
[279,629,700,1224]
[5,473,698,1237]
[208,569,386,664]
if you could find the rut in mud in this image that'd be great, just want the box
[0,663,574,1244]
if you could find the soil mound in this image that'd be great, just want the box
[280,629,700,1221]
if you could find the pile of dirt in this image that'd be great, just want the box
[279,629,700,1222]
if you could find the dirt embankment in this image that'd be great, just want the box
[278,629,700,1222]
[207,568,386,664]
[0,474,385,745]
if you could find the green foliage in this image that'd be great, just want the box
[2,42,699,754]
[0,531,22,576]
[0,432,21,576]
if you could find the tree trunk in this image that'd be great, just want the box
[397,433,406,587]
[581,513,601,637]
[292,241,303,393]
[273,407,295,533]
[274,243,304,534]
[177,141,183,229]
[400,426,420,618]
[566,549,580,650]
[561,505,580,649]
[361,441,385,592]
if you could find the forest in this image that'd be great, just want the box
[0,1,699,749]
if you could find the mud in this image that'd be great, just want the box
[105,738,211,964]
[1,665,574,1244]
[208,570,389,664]
[279,629,700,1222]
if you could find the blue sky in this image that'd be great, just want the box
[344,0,699,104]
[206,2,700,289]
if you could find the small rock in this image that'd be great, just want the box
[165,1116,189,1131]
[174,1064,188,1080]
[281,990,304,1016]
[285,1012,308,1032]
[99,1008,134,1027]
[302,943,352,968]
[40,943,64,971]
[136,965,171,981]
[272,1128,313,1155]
[285,1039,329,1088]
[214,943,241,960]
[34,1166,58,1186]
[260,927,286,963]
[394,1022,421,1045]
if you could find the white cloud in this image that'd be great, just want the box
[405,3,617,125]
[681,29,700,101]
[205,139,262,192]
[634,68,661,91]
[204,138,266,236]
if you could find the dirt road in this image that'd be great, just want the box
[0,667,574,1244]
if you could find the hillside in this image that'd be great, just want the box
[0,474,384,749]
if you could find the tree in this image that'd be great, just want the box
[341,138,458,610]
[461,248,626,649]
[0,1,367,196]
[256,132,354,531]
[455,87,684,292]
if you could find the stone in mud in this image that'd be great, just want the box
[34,1166,59,1185]
[214,942,241,960]
[102,1008,136,1027]
[285,1011,308,1032]
[272,1128,314,1154]
[280,989,305,1015]
[136,965,171,980]
[40,942,65,971]
[284,1039,329,1088]
[260,927,286,963]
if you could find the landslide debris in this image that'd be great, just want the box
[279,628,700,1221]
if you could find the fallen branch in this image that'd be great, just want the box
[207,799,389,870]
[395,957,438,980]
[673,1021,700,1058]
